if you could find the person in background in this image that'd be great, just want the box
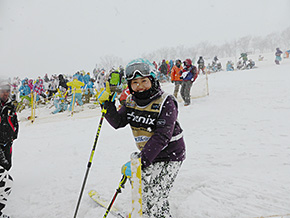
[197,56,206,74]
[97,58,186,218]
[180,58,197,106]
[275,48,283,65]
[171,59,183,98]
[0,80,19,218]
[66,77,84,111]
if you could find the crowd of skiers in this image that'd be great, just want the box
[8,46,290,116]
[7,58,199,116]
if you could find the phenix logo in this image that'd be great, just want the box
[127,111,155,125]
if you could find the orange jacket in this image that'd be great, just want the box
[171,65,183,81]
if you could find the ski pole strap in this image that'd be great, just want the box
[118,175,127,190]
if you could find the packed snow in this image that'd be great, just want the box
[7,54,290,218]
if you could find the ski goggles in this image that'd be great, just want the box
[125,63,153,81]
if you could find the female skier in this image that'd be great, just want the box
[98,58,186,218]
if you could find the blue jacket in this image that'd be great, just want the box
[19,84,31,96]
[182,65,197,81]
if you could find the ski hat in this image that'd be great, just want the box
[183,58,192,66]
[125,58,157,81]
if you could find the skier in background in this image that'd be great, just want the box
[240,53,248,67]
[159,59,169,81]
[0,81,19,218]
[180,58,197,106]
[197,56,206,74]
[275,48,283,65]
[33,79,47,103]
[96,69,106,93]
[51,87,68,114]
[171,59,183,98]
[97,58,186,218]
[66,77,84,111]
[226,61,234,71]
[58,74,68,90]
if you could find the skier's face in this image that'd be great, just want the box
[0,89,10,102]
[131,77,152,92]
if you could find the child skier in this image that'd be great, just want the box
[98,58,186,218]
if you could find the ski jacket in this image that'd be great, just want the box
[119,87,130,102]
[171,65,183,82]
[19,84,31,96]
[275,49,283,56]
[83,74,91,85]
[58,75,69,90]
[182,65,198,82]
[197,58,205,68]
[104,92,186,169]
[0,99,19,170]
[159,61,168,76]
[33,82,45,95]
[66,79,84,94]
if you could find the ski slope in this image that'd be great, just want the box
[8,55,290,218]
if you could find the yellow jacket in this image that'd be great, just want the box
[66,79,84,93]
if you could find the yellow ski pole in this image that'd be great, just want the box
[73,106,108,218]
[30,91,33,122]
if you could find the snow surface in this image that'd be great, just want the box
[7,54,290,218]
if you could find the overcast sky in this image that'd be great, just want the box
[0,0,289,78]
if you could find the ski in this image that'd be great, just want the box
[88,190,128,218]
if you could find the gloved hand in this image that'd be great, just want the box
[179,76,183,80]
[97,81,112,104]
[121,161,131,178]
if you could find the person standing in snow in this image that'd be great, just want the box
[0,81,19,218]
[96,70,106,92]
[58,74,68,90]
[159,59,169,81]
[33,79,47,103]
[275,48,283,65]
[66,77,84,111]
[180,58,197,106]
[197,56,206,74]
[171,59,183,98]
[97,58,186,218]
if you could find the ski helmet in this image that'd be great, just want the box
[125,58,157,81]
[125,58,160,100]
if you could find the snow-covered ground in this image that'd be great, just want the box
[7,54,290,218]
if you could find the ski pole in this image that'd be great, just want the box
[103,175,127,218]
[73,107,107,218]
